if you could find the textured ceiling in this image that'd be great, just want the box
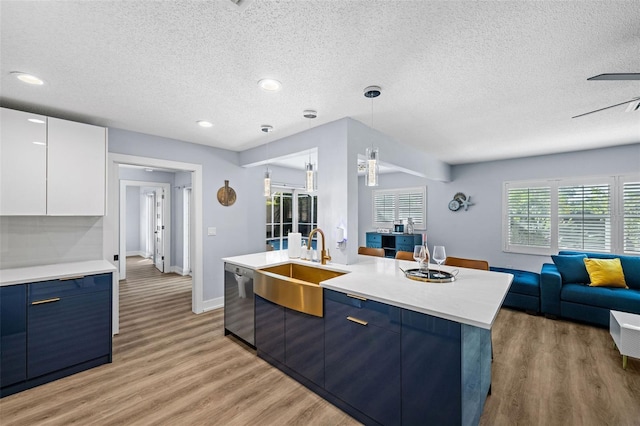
[1,0,639,166]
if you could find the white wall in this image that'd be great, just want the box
[172,171,192,272]
[358,143,640,272]
[125,186,141,255]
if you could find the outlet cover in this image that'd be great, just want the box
[207,227,217,236]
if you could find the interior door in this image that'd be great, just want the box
[154,188,165,272]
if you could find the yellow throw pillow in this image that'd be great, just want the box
[584,258,628,288]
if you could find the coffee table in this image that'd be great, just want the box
[609,310,640,369]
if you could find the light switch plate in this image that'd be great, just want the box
[207,227,216,236]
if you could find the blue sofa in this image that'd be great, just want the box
[490,267,540,313]
[540,251,640,327]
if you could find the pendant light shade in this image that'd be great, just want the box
[365,147,379,187]
[263,169,272,197]
[305,162,317,192]
[303,110,318,192]
[364,86,381,187]
[261,124,274,197]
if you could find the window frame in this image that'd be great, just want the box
[503,174,639,255]
[372,186,427,230]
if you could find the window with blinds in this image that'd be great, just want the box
[506,186,551,248]
[558,184,611,251]
[623,181,640,255]
[373,187,426,228]
[503,175,638,255]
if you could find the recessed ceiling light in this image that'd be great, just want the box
[258,78,282,92]
[197,120,213,128]
[11,72,44,85]
[28,118,46,124]
[144,168,154,172]
[32,141,46,146]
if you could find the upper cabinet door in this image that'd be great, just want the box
[47,118,106,216]
[0,108,48,215]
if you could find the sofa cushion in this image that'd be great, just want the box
[584,258,628,288]
[551,254,589,284]
[490,267,539,296]
[561,283,640,314]
[559,251,640,290]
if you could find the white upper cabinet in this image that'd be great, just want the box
[47,117,106,216]
[0,108,48,215]
[0,108,106,216]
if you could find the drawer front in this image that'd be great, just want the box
[28,290,111,378]
[396,236,417,246]
[365,233,382,247]
[324,289,400,333]
[29,273,111,302]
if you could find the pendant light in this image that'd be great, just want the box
[261,125,274,197]
[303,110,317,193]
[364,86,381,187]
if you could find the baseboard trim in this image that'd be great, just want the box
[203,297,223,312]
[126,251,145,257]
[169,266,191,276]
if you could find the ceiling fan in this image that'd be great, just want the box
[572,73,640,119]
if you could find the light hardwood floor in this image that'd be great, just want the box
[1,257,638,425]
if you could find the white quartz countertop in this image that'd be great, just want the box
[1,260,117,286]
[223,252,513,329]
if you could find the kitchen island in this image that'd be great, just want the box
[222,251,512,426]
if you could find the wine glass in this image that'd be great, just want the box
[413,245,426,272]
[432,246,447,278]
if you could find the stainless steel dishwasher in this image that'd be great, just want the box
[224,262,255,346]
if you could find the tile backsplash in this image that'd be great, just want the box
[0,216,103,269]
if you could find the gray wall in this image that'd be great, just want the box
[125,186,141,254]
[109,128,265,302]
[358,143,640,272]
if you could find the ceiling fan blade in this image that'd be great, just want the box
[587,73,640,81]
[572,97,640,119]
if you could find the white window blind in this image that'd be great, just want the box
[558,183,611,251]
[506,186,551,248]
[398,190,425,227]
[372,187,426,228]
[623,181,640,255]
[503,175,636,255]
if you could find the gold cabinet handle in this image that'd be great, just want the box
[347,316,368,326]
[347,293,367,301]
[32,297,61,305]
[60,275,84,281]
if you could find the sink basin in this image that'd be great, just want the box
[254,263,346,317]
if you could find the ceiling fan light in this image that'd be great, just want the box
[12,72,44,85]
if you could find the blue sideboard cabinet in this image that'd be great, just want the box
[365,232,422,258]
[1,273,112,397]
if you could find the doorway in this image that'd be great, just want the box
[119,180,171,281]
[105,153,204,335]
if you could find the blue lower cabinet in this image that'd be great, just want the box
[402,309,462,425]
[0,285,27,388]
[255,295,285,364]
[325,291,401,426]
[1,273,112,398]
[284,309,324,387]
[28,290,111,378]
[402,309,491,426]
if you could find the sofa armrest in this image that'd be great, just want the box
[540,263,562,316]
